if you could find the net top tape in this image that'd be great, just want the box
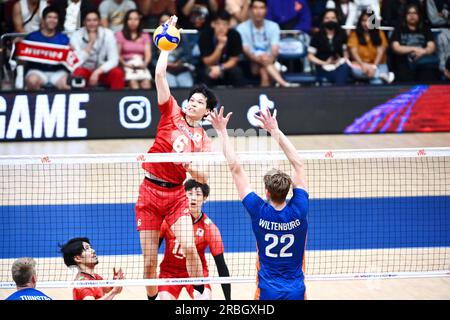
[0,148,449,165]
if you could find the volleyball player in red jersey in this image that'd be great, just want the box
[60,237,124,300]
[135,16,219,299]
[158,180,231,300]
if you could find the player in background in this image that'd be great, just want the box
[59,237,124,300]
[5,258,52,300]
[135,15,218,300]
[158,179,231,300]
[210,107,309,300]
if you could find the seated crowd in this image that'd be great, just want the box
[0,0,449,90]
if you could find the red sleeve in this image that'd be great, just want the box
[159,95,178,116]
[207,223,224,256]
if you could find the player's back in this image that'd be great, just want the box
[242,188,309,300]
[5,288,52,300]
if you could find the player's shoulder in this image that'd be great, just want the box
[243,191,265,204]
[292,187,309,197]
[159,95,178,107]
[201,213,216,227]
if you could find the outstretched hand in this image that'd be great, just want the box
[254,108,279,134]
[111,267,124,295]
[113,267,124,280]
[210,106,232,133]
[165,15,178,27]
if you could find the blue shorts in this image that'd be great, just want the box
[258,285,306,300]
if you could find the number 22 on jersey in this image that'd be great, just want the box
[264,233,294,258]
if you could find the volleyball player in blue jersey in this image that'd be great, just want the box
[210,106,308,300]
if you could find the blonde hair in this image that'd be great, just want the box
[263,168,292,203]
[11,258,36,286]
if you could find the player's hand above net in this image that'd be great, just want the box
[165,15,178,27]
[113,267,124,280]
[254,108,279,134]
[210,106,232,133]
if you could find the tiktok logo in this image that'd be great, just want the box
[247,94,276,127]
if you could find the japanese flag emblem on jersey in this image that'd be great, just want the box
[196,228,204,237]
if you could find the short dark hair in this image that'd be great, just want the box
[251,0,267,7]
[211,10,231,22]
[42,5,59,19]
[322,8,339,22]
[184,179,210,198]
[188,84,218,111]
[59,237,90,267]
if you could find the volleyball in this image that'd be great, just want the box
[153,24,181,51]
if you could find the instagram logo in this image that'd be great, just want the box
[119,96,152,129]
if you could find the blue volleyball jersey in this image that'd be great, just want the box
[242,188,309,300]
[5,288,52,300]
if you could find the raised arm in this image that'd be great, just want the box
[210,107,252,200]
[255,108,307,190]
[155,16,178,104]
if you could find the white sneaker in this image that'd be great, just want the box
[380,72,395,84]
[274,61,287,73]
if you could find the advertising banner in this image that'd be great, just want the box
[1,84,449,141]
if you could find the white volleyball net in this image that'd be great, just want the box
[1,148,449,290]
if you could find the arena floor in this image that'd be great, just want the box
[1,132,450,300]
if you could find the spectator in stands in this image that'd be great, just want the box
[116,9,152,89]
[71,9,125,89]
[24,6,71,90]
[5,258,52,300]
[135,0,176,28]
[266,0,312,33]
[426,0,450,27]
[199,10,246,87]
[99,0,136,32]
[382,0,422,27]
[237,0,298,87]
[156,12,195,88]
[55,0,96,34]
[307,9,350,85]
[390,4,440,82]
[177,0,220,29]
[225,0,250,27]
[348,11,395,83]
[436,14,450,79]
[266,0,312,73]
[12,0,47,34]
[60,237,124,300]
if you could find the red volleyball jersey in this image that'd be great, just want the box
[159,213,224,277]
[73,272,105,300]
[142,96,211,184]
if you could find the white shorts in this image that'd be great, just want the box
[26,69,68,87]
